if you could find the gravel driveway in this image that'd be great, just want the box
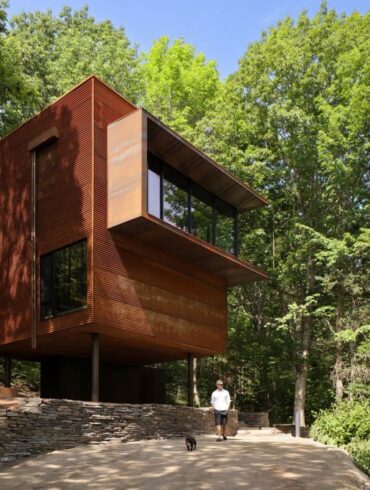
[0,429,369,489]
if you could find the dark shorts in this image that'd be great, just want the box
[214,410,228,426]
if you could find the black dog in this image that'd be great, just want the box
[185,435,197,451]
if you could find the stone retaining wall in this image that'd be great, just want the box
[273,424,309,437]
[0,398,238,464]
[239,411,270,427]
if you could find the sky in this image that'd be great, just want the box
[6,0,369,78]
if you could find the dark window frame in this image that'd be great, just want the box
[147,153,239,256]
[40,239,88,320]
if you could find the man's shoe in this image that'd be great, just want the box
[223,436,227,440]
[216,436,222,442]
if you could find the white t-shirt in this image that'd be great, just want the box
[211,388,231,411]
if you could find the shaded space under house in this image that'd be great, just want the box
[0,76,268,404]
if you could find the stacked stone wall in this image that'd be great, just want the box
[0,398,237,464]
[239,411,270,427]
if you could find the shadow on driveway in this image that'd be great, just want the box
[0,430,369,489]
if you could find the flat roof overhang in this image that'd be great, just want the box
[110,215,268,287]
[145,110,267,212]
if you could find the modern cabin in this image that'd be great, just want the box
[0,76,268,404]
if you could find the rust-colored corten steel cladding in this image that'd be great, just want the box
[0,76,268,376]
[0,78,96,349]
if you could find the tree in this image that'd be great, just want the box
[140,37,220,139]
[194,4,369,424]
[4,5,141,132]
[0,1,37,136]
[317,229,370,401]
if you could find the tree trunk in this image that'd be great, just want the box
[193,357,200,406]
[293,254,315,427]
[294,362,307,427]
[294,316,311,427]
[335,341,344,402]
[348,341,356,400]
[334,282,345,402]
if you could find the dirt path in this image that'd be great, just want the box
[0,430,369,489]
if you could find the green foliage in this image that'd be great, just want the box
[12,361,40,391]
[193,4,370,423]
[0,360,40,392]
[0,0,37,135]
[161,360,187,405]
[311,401,370,475]
[310,400,370,446]
[47,7,141,102]
[346,439,370,476]
[140,37,220,139]
[3,5,140,133]
[336,326,370,343]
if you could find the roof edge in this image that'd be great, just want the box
[144,109,268,209]
[0,74,138,144]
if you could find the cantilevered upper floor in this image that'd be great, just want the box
[108,109,268,287]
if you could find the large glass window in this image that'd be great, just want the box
[191,184,213,244]
[147,153,239,256]
[215,198,235,254]
[40,239,87,320]
[148,157,161,218]
[163,165,188,231]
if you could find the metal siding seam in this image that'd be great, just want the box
[31,151,36,349]
[91,77,95,321]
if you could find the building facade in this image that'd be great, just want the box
[0,76,267,403]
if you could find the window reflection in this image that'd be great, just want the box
[147,153,238,256]
[215,198,235,254]
[148,168,161,218]
[148,156,161,218]
[163,165,188,231]
[191,185,213,244]
[41,240,87,320]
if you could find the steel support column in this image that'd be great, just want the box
[4,358,11,388]
[91,333,100,402]
[187,352,194,407]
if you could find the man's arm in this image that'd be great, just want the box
[226,391,231,410]
[210,392,215,409]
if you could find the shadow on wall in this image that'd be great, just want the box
[0,97,88,347]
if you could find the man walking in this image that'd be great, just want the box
[211,379,231,441]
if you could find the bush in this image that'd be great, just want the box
[346,439,370,476]
[311,400,370,476]
[310,400,370,446]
